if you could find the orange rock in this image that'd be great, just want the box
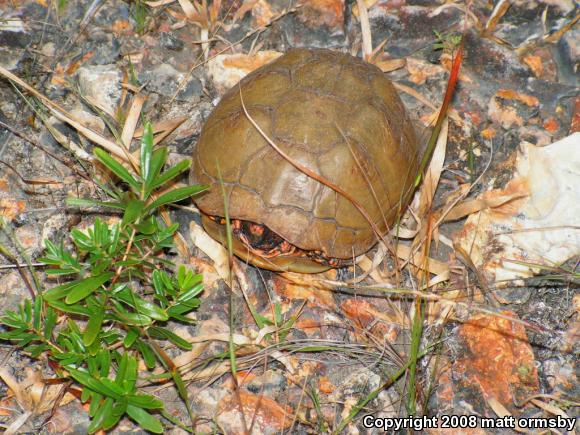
[570,96,580,133]
[488,97,523,128]
[454,312,539,411]
[272,274,336,308]
[0,198,25,222]
[481,126,496,139]
[543,117,559,133]
[318,376,335,394]
[298,0,344,29]
[523,54,543,77]
[111,19,132,35]
[341,299,401,342]
[496,89,539,107]
[217,391,293,434]
[294,318,323,336]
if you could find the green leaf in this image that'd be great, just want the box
[0,312,26,329]
[98,348,111,377]
[87,391,101,414]
[45,299,91,316]
[100,378,126,397]
[103,399,127,430]
[67,368,122,399]
[127,394,163,409]
[113,310,152,326]
[145,185,208,213]
[172,369,189,402]
[148,326,192,350]
[33,296,42,331]
[176,283,203,304]
[66,197,125,210]
[70,228,93,251]
[145,147,168,194]
[123,328,139,348]
[136,340,156,369]
[140,122,154,187]
[122,199,144,227]
[121,355,138,392]
[115,288,168,321]
[23,299,32,322]
[43,306,57,339]
[25,343,49,358]
[108,223,121,255]
[88,396,113,433]
[94,148,140,192]
[44,268,79,276]
[150,159,190,191]
[115,352,128,385]
[167,299,200,316]
[127,404,163,433]
[65,272,114,304]
[83,306,104,346]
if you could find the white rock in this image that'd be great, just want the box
[455,132,580,285]
[77,65,122,117]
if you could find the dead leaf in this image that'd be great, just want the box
[190,220,231,283]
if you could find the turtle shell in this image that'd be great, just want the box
[191,48,420,271]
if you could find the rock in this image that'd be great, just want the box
[77,65,122,117]
[245,370,287,396]
[454,133,580,286]
[206,51,282,95]
[139,63,203,102]
[0,271,30,313]
[15,223,42,259]
[216,391,292,435]
[159,32,184,51]
[0,18,31,48]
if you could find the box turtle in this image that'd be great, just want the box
[191,48,421,273]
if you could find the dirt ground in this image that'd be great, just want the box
[0,0,578,434]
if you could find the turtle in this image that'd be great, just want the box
[190,48,421,273]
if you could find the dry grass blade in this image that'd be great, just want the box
[487,397,530,434]
[0,160,60,185]
[393,82,438,111]
[356,0,373,60]
[4,411,33,435]
[44,118,94,162]
[121,94,146,149]
[543,10,579,43]
[0,66,130,164]
[177,0,197,19]
[0,367,27,408]
[443,188,529,222]
[134,116,188,145]
[146,0,175,6]
[417,118,448,218]
[484,0,511,34]
[530,398,576,423]
[189,221,231,282]
[453,242,499,307]
[375,58,406,73]
[0,367,75,434]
